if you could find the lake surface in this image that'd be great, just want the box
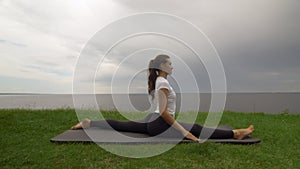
[0,93,299,114]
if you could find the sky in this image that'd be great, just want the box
[0,0,299,94]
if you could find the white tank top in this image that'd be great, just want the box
[153,76,176,116]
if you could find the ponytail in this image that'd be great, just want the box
[148,60,158,100]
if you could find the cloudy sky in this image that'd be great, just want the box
[1,0,299,94]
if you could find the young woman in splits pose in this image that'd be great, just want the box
[71,54,254,142]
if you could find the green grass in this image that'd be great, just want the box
[0,109,299,169]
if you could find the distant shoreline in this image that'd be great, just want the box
[1,92,300,114]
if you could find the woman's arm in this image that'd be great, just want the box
[158,88,200,142]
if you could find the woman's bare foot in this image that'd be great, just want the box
[70,118,91,130]
[233,125,254,140]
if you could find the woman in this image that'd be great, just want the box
[71,54,254,142]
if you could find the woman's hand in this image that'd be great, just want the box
[185,132,201,142]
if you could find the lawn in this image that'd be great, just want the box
[0,109,299,169]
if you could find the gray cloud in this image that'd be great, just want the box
[1,0,299,93]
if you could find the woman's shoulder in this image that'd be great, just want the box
[156,77,170,90]
[156,76,169,83]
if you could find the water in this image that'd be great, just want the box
[0,93,299,114]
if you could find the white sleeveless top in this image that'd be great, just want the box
[153,76,176,116]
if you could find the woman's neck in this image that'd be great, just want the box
[158,71,168,79]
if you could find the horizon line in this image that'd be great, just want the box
[1,91,300,95]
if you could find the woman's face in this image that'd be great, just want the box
[160,58,173,75]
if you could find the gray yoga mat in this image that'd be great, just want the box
[51,126,260,144]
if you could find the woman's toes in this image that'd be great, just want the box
[70,122,82,130]
[249,125,254,131]
[70,118,91,130]
[247,125,254,134]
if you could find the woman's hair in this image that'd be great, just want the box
[148,54,170,100]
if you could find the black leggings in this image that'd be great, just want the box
[90,113,233,139]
